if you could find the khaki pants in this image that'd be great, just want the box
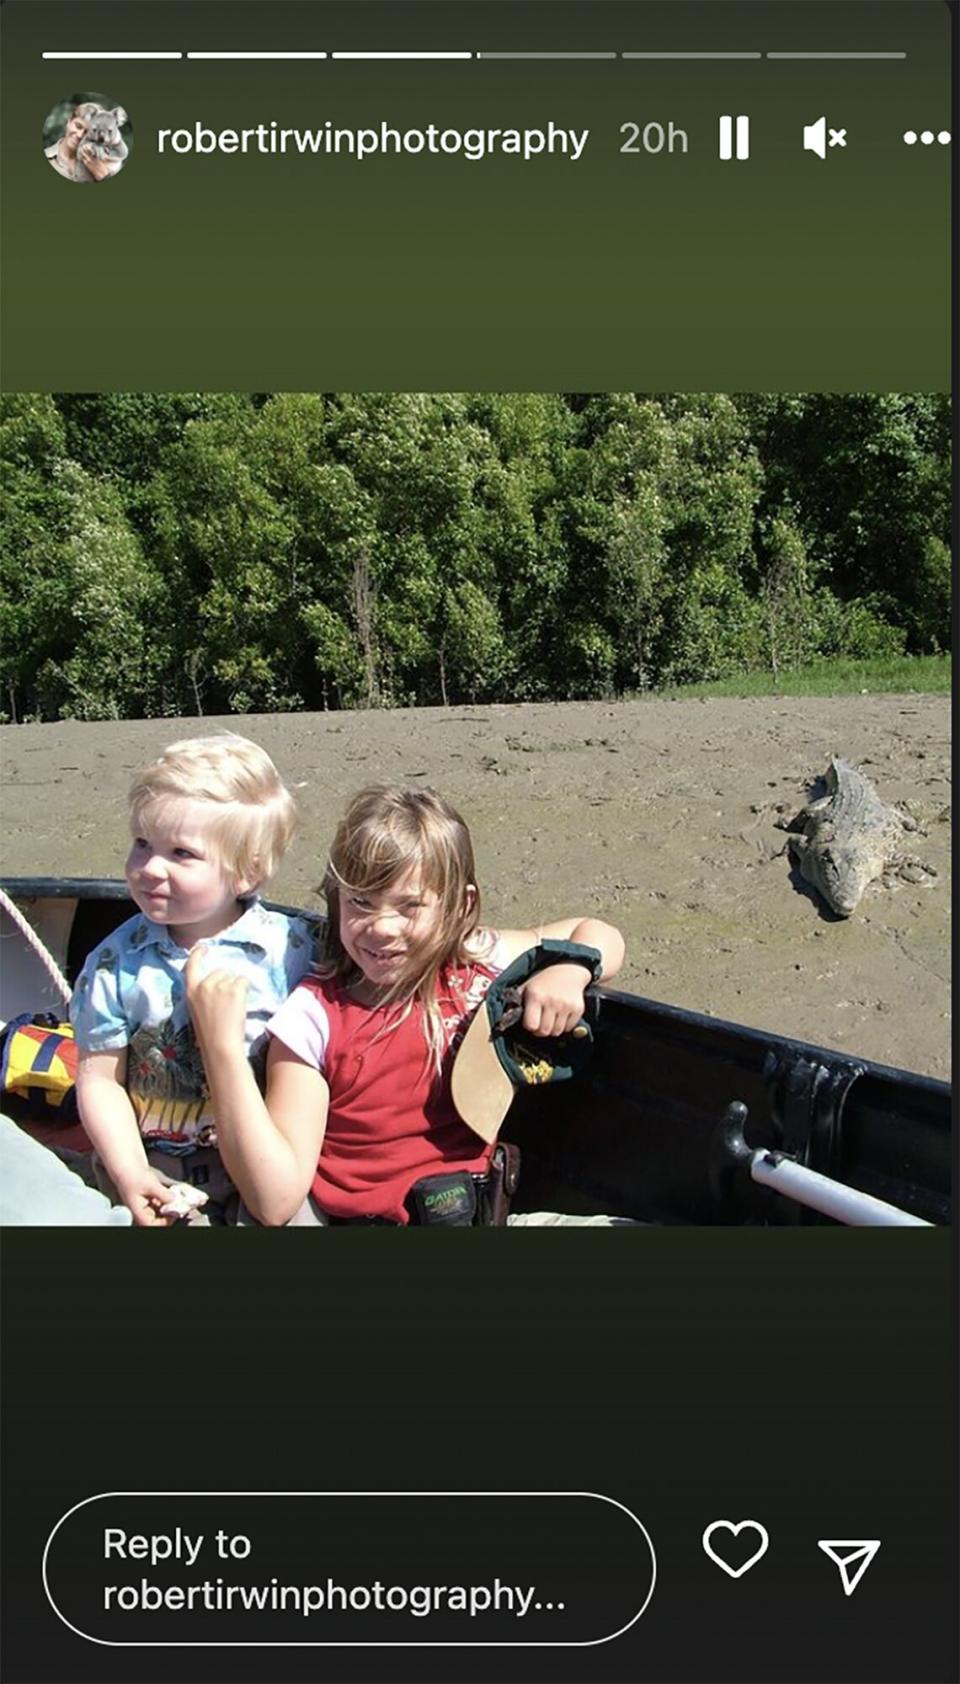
[94,1145,238,1225]
[235,1192,327,1227]
[94,1148,327,1227]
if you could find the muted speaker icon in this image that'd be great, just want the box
[803,116,827,158]
[803,117,847,158]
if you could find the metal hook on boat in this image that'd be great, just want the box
[709,1099,931,1227]
[708,1101,772,1220]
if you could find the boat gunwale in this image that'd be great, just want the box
[1,874,950,1103]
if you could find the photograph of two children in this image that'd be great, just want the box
[0,390,951,1229]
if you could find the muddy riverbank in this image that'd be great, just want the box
[1,693,950,1078]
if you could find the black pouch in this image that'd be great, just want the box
[407,1171,478,1226]
[477,1142,521,1226]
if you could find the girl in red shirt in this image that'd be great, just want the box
[187,784,624,1224]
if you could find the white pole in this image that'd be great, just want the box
[749,1151,931,1226]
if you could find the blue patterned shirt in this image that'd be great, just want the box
[69,900,320,1149]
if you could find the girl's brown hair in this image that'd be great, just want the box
[319,785,483,1066]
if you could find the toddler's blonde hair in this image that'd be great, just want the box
[320,785,483,1066]
[129,733,297,892]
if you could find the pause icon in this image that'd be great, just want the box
[719,114,750,160]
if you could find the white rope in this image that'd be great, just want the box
[0,886,73,1006]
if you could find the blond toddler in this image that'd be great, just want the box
[70,733,317,1224]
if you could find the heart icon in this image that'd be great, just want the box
[702,1519,770,1578]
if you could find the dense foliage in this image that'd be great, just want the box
[1,392,950,722]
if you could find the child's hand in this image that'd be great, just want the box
[518,963,591,1038]
[116,1165,187,1228]
[185,945,249,1053]
[157,1183,210,1222]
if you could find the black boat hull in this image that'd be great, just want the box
[0,878,951,1225]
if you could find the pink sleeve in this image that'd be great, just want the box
[267,986,331,1071]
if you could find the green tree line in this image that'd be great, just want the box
[0,392,950,722]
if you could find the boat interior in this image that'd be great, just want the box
[1,878,951,1226]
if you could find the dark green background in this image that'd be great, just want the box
[0,1,951,390]
[2,1232,956,1682]
[1,6,955,1680]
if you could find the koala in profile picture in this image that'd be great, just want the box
[44,95,132,183]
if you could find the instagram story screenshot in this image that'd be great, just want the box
[0,4,954,1682]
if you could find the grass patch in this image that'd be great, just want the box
[650,655,951,701]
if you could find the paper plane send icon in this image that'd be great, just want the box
[817,1539,881,1596]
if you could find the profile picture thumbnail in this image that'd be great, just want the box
[43,93,132,184]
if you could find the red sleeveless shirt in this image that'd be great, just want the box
[291,960,499,1223]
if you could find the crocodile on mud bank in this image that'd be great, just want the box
[781,757,938,918]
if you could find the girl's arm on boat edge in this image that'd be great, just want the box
[496,916,625,1038]
[74,1048,179,1227]
[185,949,327,1226]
